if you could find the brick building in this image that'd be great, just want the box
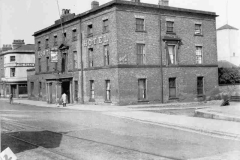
[29,0,218,105]
[0,40,35,98]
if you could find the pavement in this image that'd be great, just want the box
[1,98,240,142]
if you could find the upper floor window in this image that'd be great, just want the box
[46,57,50,72]
[87,24,93,37]
[136,44,146,65]
[54,35,58,46]
[61,53,67,73]
[38,58,41,72]
[45,38,49,49]
[10,56,15,62]
[72,29,77,41]
[196,46,203,64]
[63,32,67,39]
[103,19,109,33]
[10,68,15,77]
[88,48,94,67]
[195,24,202,35]
[104,45,109,66]
[136,18,144,31]
[166,21,174,33]
[37,41,41,51]
[166,44,177,65]
[73,51,78,69]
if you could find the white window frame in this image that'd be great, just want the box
[167,44,177,65]
[196,45,203,64]
[136,43,146,65]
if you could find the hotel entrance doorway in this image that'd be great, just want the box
[61,81,70,103]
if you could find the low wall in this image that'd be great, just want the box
[219,84,240,96]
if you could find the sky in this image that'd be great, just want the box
[0,0,239,47]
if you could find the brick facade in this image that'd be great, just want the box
[29,0,218,105]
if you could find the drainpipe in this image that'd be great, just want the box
[78,19,84,104]
[158,5,164,103]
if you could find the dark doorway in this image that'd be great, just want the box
[62,81,70,103]
[11,85,17,98]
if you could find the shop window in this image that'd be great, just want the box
[136,18,144,31]
[88,48,94,67]
[196,46,203,64]
[72,29,77,41]
[136,44,146,65]
[166,21,174,33]
[10,56,15,62]
[169,78,176,98]
[197,77,204,96]
[103,19,109,33]
[104,45,109,66]
[19,84,27,94]
[105,80,111,101]
[10,68,15,77]
[90,80,95,101]
[138,79,146,101]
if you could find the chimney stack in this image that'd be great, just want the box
[2,44,12,52]
[159,0,169,6]
[91,1,99,9]
[12,40,25,50]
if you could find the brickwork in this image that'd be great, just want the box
[29,1,218,105]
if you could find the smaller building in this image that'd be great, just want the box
[0,40,35,98]
[217,24,240,67]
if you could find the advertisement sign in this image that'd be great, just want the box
[51,49,58,63]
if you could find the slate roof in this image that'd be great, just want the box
[217,24,238,31]
[14,44,35,51]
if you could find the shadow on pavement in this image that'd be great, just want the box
[1,131,62,153]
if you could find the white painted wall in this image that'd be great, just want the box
[217,29,240,66]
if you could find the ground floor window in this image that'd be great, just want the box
[89,80,94,100]
[19,84,27,94]
[105,80,111,101]
[31,82,34,96]
[197,77,204,95]
[39,82,42,97]
[138,79,146,100]
[74,81,78,101]
[169,78,176,98]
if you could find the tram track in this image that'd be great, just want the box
[2,120,181,160]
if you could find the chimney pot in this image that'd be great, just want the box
[131,0,140,3]
[159,0,169,6]
[91,1,99,9]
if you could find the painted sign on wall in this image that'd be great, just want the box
[83,35,109,47]
[51,49,58,63]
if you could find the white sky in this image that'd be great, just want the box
[0,0,239,46]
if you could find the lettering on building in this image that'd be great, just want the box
[83,35,109,47]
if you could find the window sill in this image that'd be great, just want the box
[194,34,203,37]
[135,30,147,33]
[166,32,176,35]
[104,100,112,103]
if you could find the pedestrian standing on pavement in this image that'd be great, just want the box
[9,93,13,104]
[61,93,67,107]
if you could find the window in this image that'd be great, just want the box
[10,68,15,77]
[45,38,49,49]
[63,32,67,40]
[38,58,41,72]
[103,19,109,33]
[39,82,42,97]
[74,81,78,102]
[169,78,176,98]
[88,48,93,67]
[19,84,27,94]
[87,24,93,37]
[166,45,177,65]
[10,56,15,62]
[73,51,78,69]
[195,24,202,35]
[196,46,203,64]
[72,29,77,41]
[104,45,109,66]
[105,80,111,101]
[90,80,94,100]
[38,41,41,51]
[166,21,174,33]
[136,44,146,65]
[138,79,146,100]
[54,35,58,46]
[233,52,235,57]
[136,18,144,31]
[197,77,204,96]
[31,82,34,96]
[61,53,67,73]
[46,57,50,72]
